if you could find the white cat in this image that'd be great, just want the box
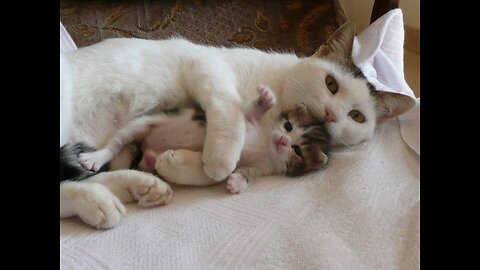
[60,22,413,228]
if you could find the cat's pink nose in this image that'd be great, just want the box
[325,107,337,122]
[275,136,288,146]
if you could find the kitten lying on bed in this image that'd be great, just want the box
[78,85,330,194]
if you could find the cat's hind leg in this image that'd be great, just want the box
[84,170,173,207]
[155,149,218,186]
[60,181,126,229]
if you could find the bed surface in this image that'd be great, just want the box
[61,116,419,269]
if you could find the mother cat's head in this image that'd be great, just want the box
[283,22,414,147]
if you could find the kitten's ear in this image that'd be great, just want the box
[309,151,329,170]
[294,103,309,117]
[314,21,355,63]
[373,91,416,123]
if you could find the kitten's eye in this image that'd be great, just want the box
[292,145,303,157]
[325,75,338,94]
[284,121,293,132]
[348,110,365,123]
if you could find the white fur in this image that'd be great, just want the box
[60,170,172,229]
[60,36,387,228]
[78,86,283,192]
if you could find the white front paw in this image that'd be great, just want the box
[202,147,238,181]
[226,173,248,194]
[73,183,126,229]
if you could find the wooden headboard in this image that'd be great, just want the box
[60,0,399,56]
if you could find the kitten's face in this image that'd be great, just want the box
[268,108,330,176]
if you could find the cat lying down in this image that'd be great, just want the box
[79,85,331,194]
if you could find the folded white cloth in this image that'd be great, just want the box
[352,9,419,156]
[60,22,76,53]
[60,22,76,147]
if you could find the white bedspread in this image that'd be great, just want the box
[60,117,419,269]
[60,8,419,269]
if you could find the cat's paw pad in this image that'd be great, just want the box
[226,173,248,194]
[257,84,277,111]
[79,150,111,171]
[129,175,173,207]
[73,184,126,229]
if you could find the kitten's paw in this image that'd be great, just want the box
[129,174,173,207]
[155,150,180,178]
[226,173,248,194]
[257,84,277,111]
[73,184,126,229]
[157,150,179,166]
[79,150,112,171]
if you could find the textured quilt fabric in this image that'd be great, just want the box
[60,117,419,270]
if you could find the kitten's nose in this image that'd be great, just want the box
[275,136,288,146]
[324,106,337,122]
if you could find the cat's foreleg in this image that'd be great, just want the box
[185,60,245,181]
[226,166,268,194]
[245,84,277,121]
[79,115,168,171]
[155,149,218,186]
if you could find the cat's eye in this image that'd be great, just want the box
[284,121,293,132]
[348,110,365,123]
[292,145,303,157]
[325,75,338,94]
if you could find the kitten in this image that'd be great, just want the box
[79,85,330,193]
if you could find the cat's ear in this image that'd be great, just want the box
[314,21,355,63]
[373,91,416,123]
